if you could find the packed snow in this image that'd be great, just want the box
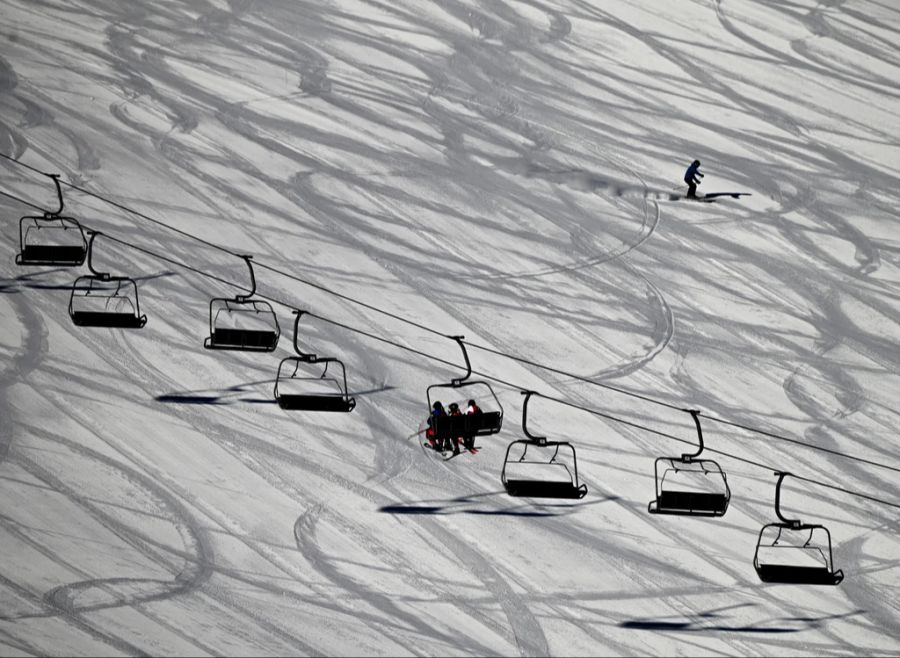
[1,0,899,655]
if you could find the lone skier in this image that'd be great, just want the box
[684,159,704,198]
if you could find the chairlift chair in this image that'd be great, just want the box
[648,409,730,516]
[273,311,356,412]
[754,472,844,586]
[69,232,147,328]
[425,335,503,444]
[204,255,279,351]
[501,391,587,499]
[16,173,88,266]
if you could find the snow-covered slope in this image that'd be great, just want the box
[1,0,899,655]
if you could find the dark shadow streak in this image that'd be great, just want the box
[620,607,865,634]
[155,395,227,405]
[378,504,562,517]
[621,620,798,633]
[0,270,176,294]
[379,493,619,516]
[351,385,397,397]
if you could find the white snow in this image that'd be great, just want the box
[1,0,899,655]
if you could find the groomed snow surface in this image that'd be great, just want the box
[1,0,899,655]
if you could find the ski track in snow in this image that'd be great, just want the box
[2,0,900,655]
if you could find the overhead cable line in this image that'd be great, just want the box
[5,204,899,512]
[2,152,898,478]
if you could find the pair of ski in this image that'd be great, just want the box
[438,445,479,461]
[422,440,479,460]
[408,428,478,460]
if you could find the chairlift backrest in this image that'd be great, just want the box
[501,439,587,499]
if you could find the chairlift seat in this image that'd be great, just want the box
[755,563,844,586]
[754,515,843,586]
[16,215,88,267]
[17,244,88,266]
[432,411,502,440]
[502,438,587,500]
[274,352,355,413]
[651,490,729,515]
[207,328,279,351]
[425,338,504,438]
[72,311,147,328]
[504,477,587,499]
[277,393,356,412]
[472,410,502,435]
[205,259,280,352]
[69,274,146,329]
[648,415,731,517]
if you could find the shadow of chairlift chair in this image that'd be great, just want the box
[648,409,730,516]
[501,390,587,499]
[754,472,844,586]
[425,335,503,446]
[15,173,88,266]
[68,232,147,329]
[273,310,356,412]
[204,255,279,352]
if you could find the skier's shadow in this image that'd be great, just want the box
[668,191,753,202]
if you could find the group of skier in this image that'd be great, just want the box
[426,399,482,455]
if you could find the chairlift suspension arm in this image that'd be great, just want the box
[86,232,110,279]
[291,310,317,362]
[46,173,64,217]
[237,255,257,302]
[774,471,802,528]
[681,408,704,462]
[521,390,547,445]
[450,335,472,386]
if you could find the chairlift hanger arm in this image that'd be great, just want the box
[86,231,111,279]
[449,335,471,386]
[774,471,803,528]
[236,254,257,302]
[680,408,704,462]
[291,309,318,362]
[45,172,64,216]
[521,390,547,445]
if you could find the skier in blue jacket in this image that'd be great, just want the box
[426,401,450,451]
[684,160,704,198]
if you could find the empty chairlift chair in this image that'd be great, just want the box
[648,409,730,516]
[501,391,587,499]
[754,472,844,586]
[205,255,279,352]
[16,173,88,266]
[69,232,147,328]
[273,310,356,412]
[425,335,503,447]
